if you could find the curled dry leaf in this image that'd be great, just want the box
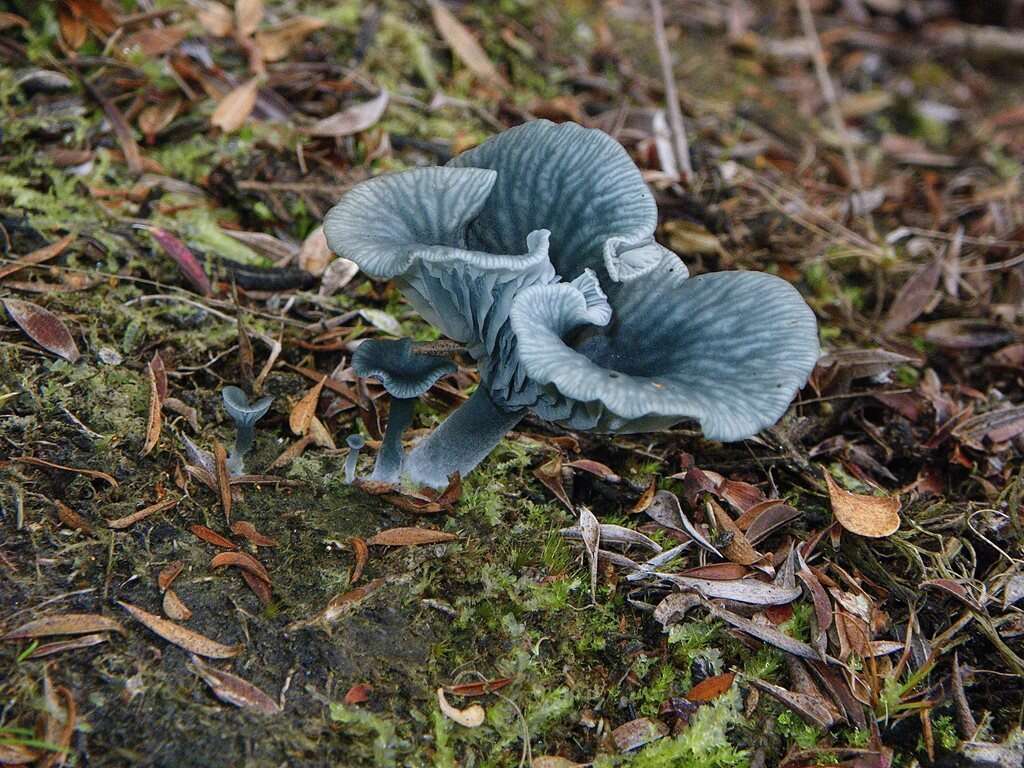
[437,687,485,728]
[709,604,822,660]
[163,589,193,621]
[3,298,80,362]
[446,677,513,697]
[148,227,211,295]
[54,500,92,534]
[107,497,177,529]
[708,498,762,566]
[234,0,263,37]
[686,672,736,702]
[212,78,259,133]
[211,551,271,583]
[190,524,237,549]
[748,678,840,729]
[2,613,125,640]
[611,717,668,752]
[307,91,389,138]
[344,683,373,705]
[14,455,117,487]
[142,363,163,457]
[349,537,369,584]
[196,0,234,36]
[298,226,332,276]
[366,527,458,547]
[579,506,600,604]
[565,459,620,482]
[118,601,241,658]
[646,490,723,558]
[823,472,900,538]
[255,15,327,61]
[0,233,74,282]
[230,520,278,547]
[241,570,272,605]
[190,654,280,714]
[429,1,506,86]
[158,560,185,591]
[289,376,326,436]
[319,256,359,296]
[533,454,571,510]
[214,440,232,522]
[29,633,109,658]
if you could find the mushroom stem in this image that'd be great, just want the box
[403,387,525,489]
[228,426,254,475]
[344,435,365,484]
[371,397,416,484]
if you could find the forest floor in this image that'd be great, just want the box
[1,1,1024,767]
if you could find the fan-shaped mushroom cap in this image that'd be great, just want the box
[511,266,820,440]
[221,386,273,428]
[352,339,457,399]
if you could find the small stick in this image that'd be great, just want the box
[794,0,864,195]
[649,0,693,182]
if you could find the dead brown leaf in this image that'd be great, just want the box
[686,672,736,702]
[119,601,241,658]
[254,15,326,61]
[28,633,109,658]
[3,298,80,362]
[211,78,259,133]
[230,520,278,547]
[349,536,369,584]
[54,499,92,534]
[2,613,125,640]
[306,91,389,138]
[824,472,900,538]
[367,527,458,547]
[611,717,668,752]
[211,550,271,583]
[14,455,117,487]
[162,589,193,621]
[289,376,325,436]
[107,497,177,530]
[158,560,185,591]
[297,226,332,276]
[190,524,238,549]
[190,654,280,714]
[196,0,233,36]
[429,1,507,86]
[0,233,75,282]
[214,440,232,523]
[142,363,162,457]
[234,0,263,37]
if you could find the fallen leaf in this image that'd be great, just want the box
[824,472,900,538]
[2,613,124,640]
[119,601,241,658]
[190,524,238,549]
[924,319,1015,349]
[748,678,839,729]
[358,308,402,336]
[241,570,272,605]
[533,454,572,510]
[196,0,233,36]
[119,24,189,56]
[255,15,326,61]
[0,233,75,281]
[28,633,109,658]
[290,376,325,436]
[579,506,601,604]
[367,527,458,547]
[190,654,280,714]
[234,0,263,37]
[307,91,389,137]
[58,3,87,48]
[3,298,79,362]
[230,521,278,547]
[106,497,177,529]
[142,362,162,456]
[656,573,802,606]
[286,578,386,630]
[349,537,369,584]
[13,456,117,486]
[158,560,185,591]
[344,683,372,705]
[147,227,211,295]
[54,500,92,534]
[686,672,736,702]
[437,687,485,727]
[530,759,585,768]
[709,604,822,660]
[297,225,332,276]
[211,551,271,583]
[430,1,506,86]
[138,97,182,143]
[214,440,232,523]
[611,717,668,752]
[211,78,259,133]
[565,459,620,482]
[319,257,359,296]
[163,589,193,621]
[631,478,657,514]
[446,677,513,697]
[646,490,722,558]
[883,257,941,334]
[709,498,763,566]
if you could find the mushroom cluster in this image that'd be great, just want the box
[325,120,820,489]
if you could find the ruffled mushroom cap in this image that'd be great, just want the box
[324,120,821,487]
[510,266,820,440]
[352,339,457,400]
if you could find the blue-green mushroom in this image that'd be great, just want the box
[221,386,273,476]
[324,120,819,489]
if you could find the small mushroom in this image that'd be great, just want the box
[221,386,273,475]
[324,120,820,488]
[344,434,366,484]
[352,339,456,484]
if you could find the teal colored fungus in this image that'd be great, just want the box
[325,120,819,488]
